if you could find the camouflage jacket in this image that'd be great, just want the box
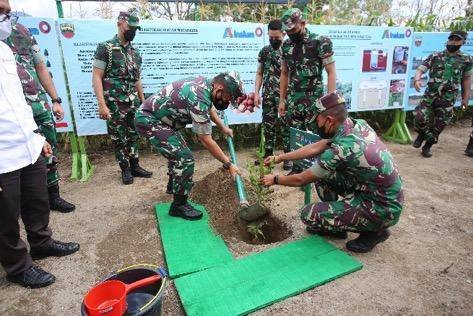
[310,118,404,221]
[3,22,48,109]
[140,76,214,134]
[93,35,142,102]
[419,50,473,99]
[281,28,334,93]
[258,45,281,97]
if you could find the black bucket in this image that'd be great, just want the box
[81,264,167,316]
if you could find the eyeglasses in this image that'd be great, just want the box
[0,13,11,23]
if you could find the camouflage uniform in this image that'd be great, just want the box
[281,28,334,152]
[3,22,59,187]
[258,45,282,153]
[93,33,142,165]
[135,77,215,195]
[300,119,404,233]
[414,50,473,144]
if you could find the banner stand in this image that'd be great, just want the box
[69,132,80,181]
[382,109,412,144]
[78,136,95,182]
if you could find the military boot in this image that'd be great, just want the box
[421,142,434,158]
[346,229,390,253]
[119,161,133,185]
[48,184,75,213]
[306,226,348,239]
[283,160,293,171]
[169,194,203,220]
[129,158,153,178]
[465,136,473,157]
[412,133,425,148]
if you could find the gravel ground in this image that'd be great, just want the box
[0,121,472,315]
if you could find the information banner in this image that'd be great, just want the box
[17,17,74,132]
[290,128,321,169]
[308,25,413,112]
[406,31,473,111]
[58,19,265,136]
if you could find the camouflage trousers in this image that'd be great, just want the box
[300,173,397,233]
[33,104,59,187]
[281,91,321,152]
[135,111,194,196]
[107,100,140,164]
[261,94,283,154]
[413,96,454,144]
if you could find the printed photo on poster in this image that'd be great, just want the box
[392,46,409,74]
[362,49,388,72]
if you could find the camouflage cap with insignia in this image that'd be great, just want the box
[220,70,245,102]
[448,30,467,41]
[118,11,140,28]
[281,8,304,32]
[315,91,346,113]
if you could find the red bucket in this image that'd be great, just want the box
[84,275,160,316]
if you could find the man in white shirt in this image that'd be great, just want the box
[0,0,79,289]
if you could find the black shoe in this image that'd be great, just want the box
[130,158,153,178]
[287,168,302,176]
[48,185,75,213]
[421,143,433,158]
[346,229,390,253]
[7,266,55,289]
[412,133,425,148]
[306,226,348,239]
[119,162,134,185]
[30,240,80,260]
[169,203,203,220]
[283,160,292,171]
[466,148,473,157]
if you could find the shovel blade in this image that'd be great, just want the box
[238,203,269,222]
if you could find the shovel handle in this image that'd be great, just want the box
[125,275,160,294]
[222,113,248,204]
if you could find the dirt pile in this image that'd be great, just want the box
[190,169,291,245]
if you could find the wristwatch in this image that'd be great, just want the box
[274,175,279,185]
[222,161,232,170]
[51,97,62,104]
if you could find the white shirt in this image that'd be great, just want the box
[0,41,44,174]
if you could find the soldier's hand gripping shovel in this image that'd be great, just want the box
[222,112,269,221]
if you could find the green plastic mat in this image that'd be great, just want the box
[175,236,362,315]
[155,202,233,278]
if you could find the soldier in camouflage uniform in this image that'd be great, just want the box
[413,30,473,157]
[4,20,75,213]
[263,91,404,253]
[279,8,337,174]
[135,72,243,220]
[92,11,152,184]
[254,19,286,165]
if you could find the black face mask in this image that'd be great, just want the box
[317,119,334,139]
[446,44,461,53]
[288,30,304,43]
[124,28,137,42]
[269,39,282,50]
[212,90,230,110]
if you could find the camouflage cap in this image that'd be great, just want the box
[118,11,140,28]
[448,30,467,41]
[220,71,245,102]
[281,8,303,32]
[315,91,346,113]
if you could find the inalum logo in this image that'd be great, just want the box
[223,27,255,38]
[382,29,412,39]
[60,23,75,39]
